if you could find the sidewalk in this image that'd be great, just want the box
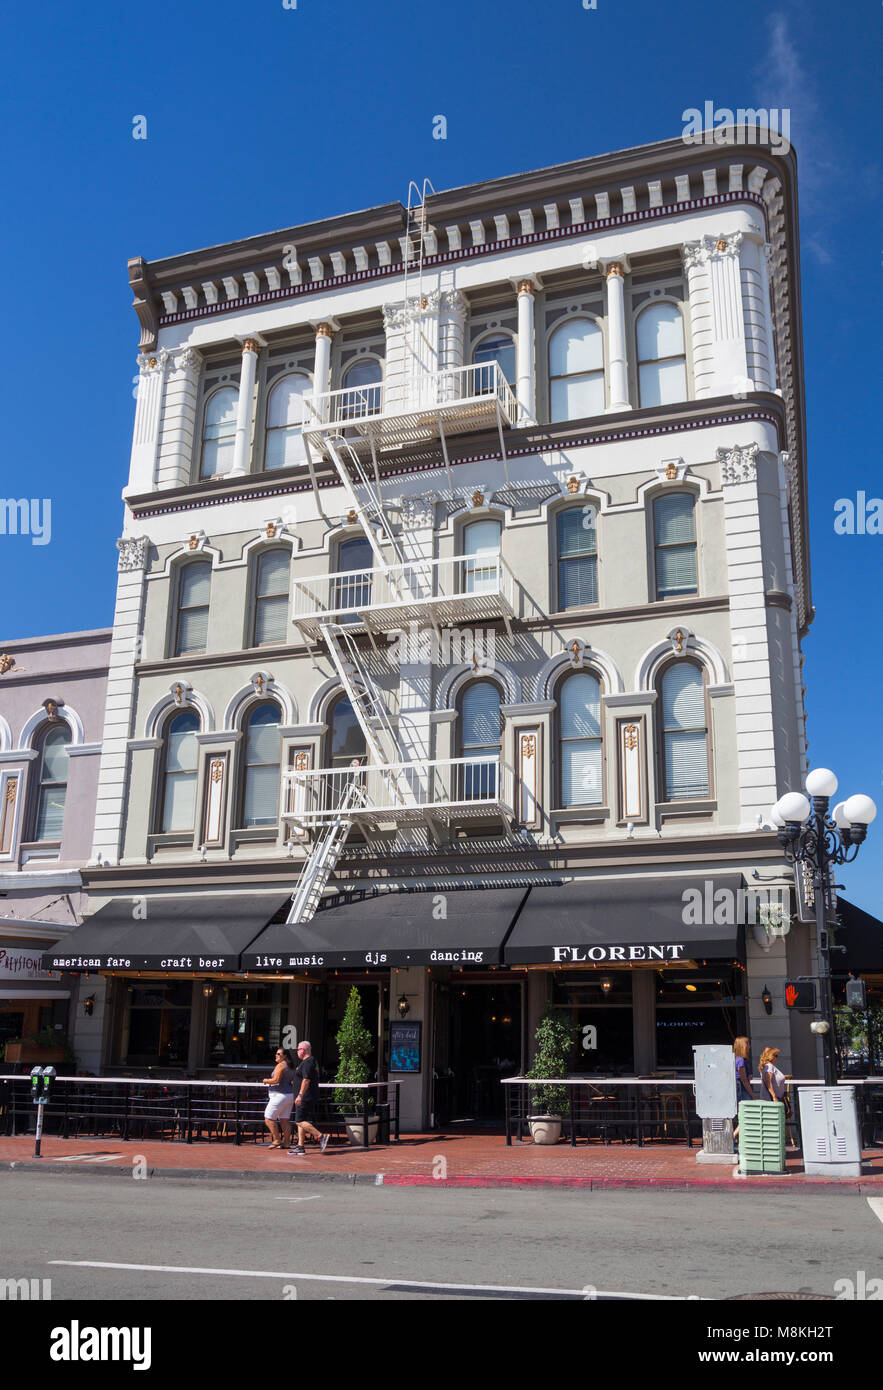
[3,1132,883,1190]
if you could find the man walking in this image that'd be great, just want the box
[288,1040,329,1155]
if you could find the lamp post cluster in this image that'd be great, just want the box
[770,769,877,1086]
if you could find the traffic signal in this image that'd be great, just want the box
[784,980,818,1011]
[845,978,868,1009]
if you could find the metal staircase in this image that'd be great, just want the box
[286,775,366,925]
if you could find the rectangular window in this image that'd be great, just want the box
[175,563,211,655]
[253,551,290,645]
[654,494,697,599]
[557,508,598,609]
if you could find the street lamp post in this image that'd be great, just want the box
[771,770,877,1086]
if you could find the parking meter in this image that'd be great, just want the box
[31,1065,56,1158]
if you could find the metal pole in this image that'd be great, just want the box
[812,800,836,1087]
[33,1099,45,1158]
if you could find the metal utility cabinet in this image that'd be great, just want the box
[693,1044,737,1162]
[798,1086,862,1178]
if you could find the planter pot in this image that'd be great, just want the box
[528,1115,562,1145]
[3,1044,67,1065]
[344,1115,379,1147]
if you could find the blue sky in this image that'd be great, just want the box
[0,0,880,909]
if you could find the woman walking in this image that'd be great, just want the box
[759,1046,791,1115]
[262,1047,296,1150]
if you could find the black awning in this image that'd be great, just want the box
[42,894,290,973]
[836,897,883,974]
[241,885,530,971]
[502,876,745,965]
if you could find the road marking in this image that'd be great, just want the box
[49,1260,687,1300]
[274,1195,322,1203]
[51,1154,125,1163]
[868,1197,883,1226]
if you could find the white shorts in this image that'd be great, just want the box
[264,1092,294,1121]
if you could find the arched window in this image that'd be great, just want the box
[653,493,697,599]
[558,672,602,807]
[252,549,290,646]
[327,694,366,768]
[659,663,709,800]
[159,711,199,833]
[458,680,501,800]
[201,386,238,478]
[241,704,282,827]
[463,518,501,595]
[173,561,212,656]
[549,318,604,422]
[473,333,516,394]
[32,724,72,840]
[636,303,687,407]
[334,535,374,620]
[556,506,598,610]
[264,372,311,471]
[341,358,382,420]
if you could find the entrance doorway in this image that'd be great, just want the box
[434,979,523,1127]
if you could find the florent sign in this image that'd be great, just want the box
[551,943,686,963]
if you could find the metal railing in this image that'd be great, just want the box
[292,553,516,629]
[283,755,514,824]
[501,1077,883,1150]
[0,1075,401,1148]
[301,361,517,432]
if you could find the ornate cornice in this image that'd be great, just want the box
[117,536,151,572]
[717,442,759,485]
[682,230,743,271]
[382,289,467,330]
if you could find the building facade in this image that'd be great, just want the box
[55,133,822,1124]
[0,630,111,1056]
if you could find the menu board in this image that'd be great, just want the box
[389,1021,422,1074]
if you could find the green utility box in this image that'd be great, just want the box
[737,1100,786,1174]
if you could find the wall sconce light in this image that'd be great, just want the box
[761,985,773,1015]
[83,995,95,1017]
[203,982,215,999]
[600,977,612,995]
[397,994,411,1018]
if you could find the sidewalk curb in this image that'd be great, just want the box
[2,1159,876,1193]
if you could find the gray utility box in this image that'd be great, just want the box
[798,1086,862,1178]
[693,1044,737,1163]
[693,1045,737,1119]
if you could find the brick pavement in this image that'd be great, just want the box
[2,1132,882,1190]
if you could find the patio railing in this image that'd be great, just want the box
[501,1077,883,1149]
[0,1075,401,1147]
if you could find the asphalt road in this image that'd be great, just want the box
[1,1170,882,1302]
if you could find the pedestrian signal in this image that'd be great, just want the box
[784,980,817,1010]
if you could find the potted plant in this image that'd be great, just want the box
[3,1028,75,1067]
[333,986,378,1146]
[525,1005,571,1144]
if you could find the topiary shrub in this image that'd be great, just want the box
[526,1005,572,1117]
[333,986,374,1114]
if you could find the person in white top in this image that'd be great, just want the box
[758,1046,791,1115]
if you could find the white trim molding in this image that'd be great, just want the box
[435,661,520,710]
[535,644,625,701]
[635,632,730,690]
[223,673,297,729]
[20,703,85,749]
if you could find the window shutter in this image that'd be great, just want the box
[561,742,603,807]
[654,494,695,545]
[460,682,501,751]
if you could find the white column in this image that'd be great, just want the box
[682,233,751,398]
[155,346,202,490]
[718,442,778,828]
[229,337,259,477]
[312,322,334,419]
[91,536,151,865]
[125,350,168,497]
[515,279,536,424]
[604,262,631,412]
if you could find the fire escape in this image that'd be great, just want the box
[283,183,519,926]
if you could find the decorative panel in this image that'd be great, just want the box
[517,728,541,829]
[617,718,646,824]
[0,770,22,858]
[201,753,228,848]
[286,747,312,839]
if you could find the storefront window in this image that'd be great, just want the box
[552,973,634,1074]
[206,984,287,1067]
[654,969,742,1070]
[121,983,193,1067]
